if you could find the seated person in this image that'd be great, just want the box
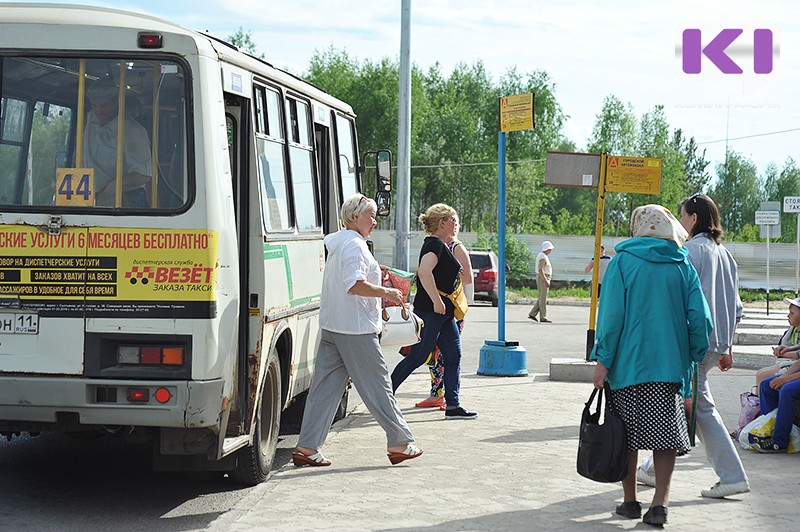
[758,357,800,452]
[755,297,800,394]
[83,79,152,207]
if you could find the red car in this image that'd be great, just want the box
[469,250,499,307]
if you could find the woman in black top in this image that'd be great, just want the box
[391,203,477,419]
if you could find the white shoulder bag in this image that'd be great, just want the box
[380,306,424,349]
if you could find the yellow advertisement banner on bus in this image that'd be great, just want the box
[0,226,219,318]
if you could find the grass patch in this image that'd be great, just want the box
[507,285,797,303]
[510,284,590,300]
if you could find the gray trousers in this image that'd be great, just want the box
[641,351,748,484]
[297,329,414,451]
[529,280,549,319]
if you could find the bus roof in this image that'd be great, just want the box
[0,3,355,116]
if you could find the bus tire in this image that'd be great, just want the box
[231,347,282,485]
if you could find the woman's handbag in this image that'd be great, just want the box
[438,276,469,320]
[577,383,629,483]
[380,306,424,348]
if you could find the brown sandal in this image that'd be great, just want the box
[387,444,424,465]
[292,450,332,467]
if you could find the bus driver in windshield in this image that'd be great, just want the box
[84,79,152,207]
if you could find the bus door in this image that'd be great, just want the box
[223,64,257,434]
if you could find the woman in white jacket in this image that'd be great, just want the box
[293,194,423,467]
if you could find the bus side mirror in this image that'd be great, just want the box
[377,149,392,193]
[363,149,392,217]
[375,190,391,217]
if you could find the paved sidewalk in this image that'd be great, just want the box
[210,304,798,531]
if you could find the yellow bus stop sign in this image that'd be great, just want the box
[499,93,534,133]
[606,156,662,194]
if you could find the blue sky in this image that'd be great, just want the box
[18,0,800,182]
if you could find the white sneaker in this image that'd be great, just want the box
[701,480,750,499]
[636,466,656,487]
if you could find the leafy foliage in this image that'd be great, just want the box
[474,230,534,286]
[224,32,787,247]
[227,27,265,59]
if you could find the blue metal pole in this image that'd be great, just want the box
[497,131,507,342]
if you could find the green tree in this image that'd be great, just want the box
[227,27,264,59]
[584,96,638,236]
[673,130,711,194]
[474,230,534,286]
[635,105,687,214]
[711,150,762,238]
[586,95,637,155]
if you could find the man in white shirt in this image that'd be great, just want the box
[528,241,554,323]
[83,80,152,207]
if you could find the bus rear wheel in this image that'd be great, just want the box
[231,347,281,485]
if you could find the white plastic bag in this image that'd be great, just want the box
[738,409,800,453]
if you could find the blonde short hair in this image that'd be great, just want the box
[418,203,457,234]
[341,194,377,227]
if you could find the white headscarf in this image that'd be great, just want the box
[630,204,688,248]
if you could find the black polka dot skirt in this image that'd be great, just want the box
[610,382,690,452]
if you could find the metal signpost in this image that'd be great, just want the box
[477,92,533,376]
[784,196,800,297]
[757,202,781,314]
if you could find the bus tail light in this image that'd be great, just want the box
[127,388,150,402]
[154,388,172,403]
[117,345,185,367]
[138,33,163,49]
[162,348,184,365]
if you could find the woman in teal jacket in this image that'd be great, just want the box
[591,204,712,527]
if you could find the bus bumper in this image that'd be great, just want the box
[0,377,225,430]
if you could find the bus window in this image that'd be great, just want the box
[287,97,319,231]
[0,98,29,204]
[335,114,358,200]
[28,101,72,205]
[0,56,189,211]
[255,85,291,231]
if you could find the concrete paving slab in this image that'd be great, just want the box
[209,304,799,532]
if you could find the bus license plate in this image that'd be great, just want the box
[0,313,39,335]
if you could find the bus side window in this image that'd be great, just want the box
[255,85,291,231]
[286,96,319,231]
[334,114,358,200]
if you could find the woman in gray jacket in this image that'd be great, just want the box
[637,193,749,499]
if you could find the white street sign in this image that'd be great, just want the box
[756,210,780,225]
[784,196,800,213]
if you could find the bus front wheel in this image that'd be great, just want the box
[231,346,282,485]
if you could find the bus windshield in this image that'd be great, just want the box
[0,55,189,211]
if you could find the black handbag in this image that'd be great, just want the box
[577,382,629,483]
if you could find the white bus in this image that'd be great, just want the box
[0,3,392,484]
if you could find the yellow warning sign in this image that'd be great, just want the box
[499,93,534,132]
[606,156,662,195]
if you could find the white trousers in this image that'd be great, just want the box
[640,351,748,485]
